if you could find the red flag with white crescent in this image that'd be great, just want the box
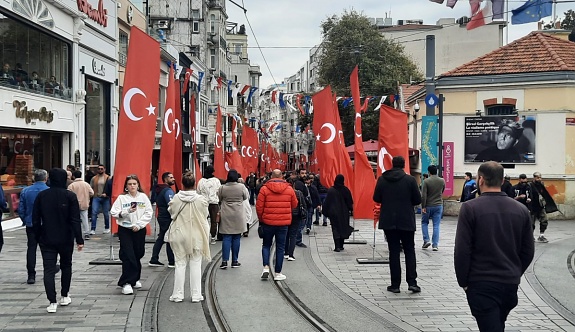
[112,27,160,234]
[241,126,259,174]
[378,104,410,176]
[350,66,375,219]
[181,68,193,95]
[229,116,246,177]
[158,68,180,188]
[312,86,340,188]
[190,94,202,181]
[214,105,226,180]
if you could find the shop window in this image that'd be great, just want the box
[119,30,128,67]
[192,10,200,33]
[0,11,72,100]
[210,14,216,34]
[200,102,208,127]
[85,78,110,168]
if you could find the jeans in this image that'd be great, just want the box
[117,226,146,287]
[80,210,89,235]
[384,229,417,287]
[465,281,519,332]
[26,227,38,277]
[39,243,73,303]
[421,205,443,247]
[285,216,300,257]
[171,253,202,301]
[249,188,256,205]
[222,234,241,262]
[261,224,288,273]
[306,207,314,229]
[151,225,174,264]
[91,197,110,231]
[317,194,327,223]
[296,216,306,244]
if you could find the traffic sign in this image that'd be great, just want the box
[425,94,439,108]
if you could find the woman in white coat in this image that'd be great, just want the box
[166,172,210,303]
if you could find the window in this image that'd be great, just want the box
[210,14,216,34]
[251,76,256,87]
[486,105,516,116]
[210,89,216,104]
[191,10,200,33]
[234,43,241,55]
[210,49,216,68]
[200,101,208,127]
[0,12,72,100]
[85,78,110,167]
[118,30,128,67]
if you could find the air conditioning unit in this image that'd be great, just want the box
[157,20,169,29]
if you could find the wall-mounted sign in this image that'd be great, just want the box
[92,58,106,76]
[566,118,575,126]
[127,6,133,24]
[77,0,108,27]
[13,100,54,124]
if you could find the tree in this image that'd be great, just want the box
[544,9,575,30]
[316,10,422,145]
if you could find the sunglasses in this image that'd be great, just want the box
[98,168,104,170]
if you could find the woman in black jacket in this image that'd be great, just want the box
[322,174,354,252]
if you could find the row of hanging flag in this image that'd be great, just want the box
[429,0,555,30]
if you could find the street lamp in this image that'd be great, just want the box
[413,101,420,151]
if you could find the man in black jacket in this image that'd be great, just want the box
[373,156,422,293]
[294,169,311,241]
[529,172,558,243]
[149,172,175,267]
[455,161,533,332]
[313,174,329,226]
[32,168,84,313]
[501,175,514,198]
[512,174,532,212]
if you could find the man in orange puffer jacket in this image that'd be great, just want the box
[256,169,298,281]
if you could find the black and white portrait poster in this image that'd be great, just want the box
[464,115,536,163]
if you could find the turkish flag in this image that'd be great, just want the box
[112,27,160,234]
[312,86,340,188]
[158,68,181,188]
[225,152,232,173]
[213,105,226,180]
[333,94,354,193]
[229,116,246,177]
[190,94,202,181]
[173,79,183,190]
[378,104,410,176]
[181,68,193,95]
[350,66,375,219]
[241,126,258,174]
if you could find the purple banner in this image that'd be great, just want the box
[443,142,454,196]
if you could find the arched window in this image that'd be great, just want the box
[210,14,216,33]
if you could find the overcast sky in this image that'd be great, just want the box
[226,0,573,88]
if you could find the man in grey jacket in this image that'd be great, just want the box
[421,165,445,251]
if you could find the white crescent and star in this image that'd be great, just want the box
[224,161,230,171]
[355,113,362,138]
[378,147,393,172]
[261,154,265,162]
[320,123,336,144]
[246,146,254,157]
[241,146,247,157]
[215,132,222,148]
[123,87,156,121]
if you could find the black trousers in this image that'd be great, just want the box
[333,238,344,250]
[118,226,146,287]
[466,281,518,332]
[208,204,219,238]
[284,216,301,257]
[26,227,38,277]
[384,229,417,287]
[39,243,73,303]
[150,223,174,264]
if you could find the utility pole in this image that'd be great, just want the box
[425,35,435,117]
[437,94,444,178]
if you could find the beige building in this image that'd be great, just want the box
[431,32,575,218]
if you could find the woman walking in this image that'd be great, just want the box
[167,172,210,303]
[323,174,354,252]
[110,174,153,295]
[218,169,248,269]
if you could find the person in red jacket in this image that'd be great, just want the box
[256,169,298,281]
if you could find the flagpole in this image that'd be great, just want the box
[552,0,557,26]
[505,0,509,45]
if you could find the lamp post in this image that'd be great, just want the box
[413,101,420,151]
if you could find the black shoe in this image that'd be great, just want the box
[148,261,164,267]
[231,261,241,268]
[242,232,249,237]
[313,221,319,225]
[333,248,341,252]
[322,223,328,226]
[220,261,228,269]
[387,286,400,293]
[305,228,310,234]
[26,276,35,284]
[296,243,307,248]
[338,247,344,251]
[408,285,421,293]
[84,234,91,240]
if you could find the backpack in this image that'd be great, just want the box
[294,189,307,218]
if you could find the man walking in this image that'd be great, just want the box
[256,169,298,281]
[529,172,558,243]
[460,172,477,202]
[68,170,94,241]
[501,175,514,198]
[294,169,311,238]
[197,165,222,244]
[512,174,532,212]
[18,169,49,284]
[89,164,111,234]
[247,172,257,205]
[33,168,84,313]
[455,161,534,331]
[373,156,422,293]
[149,172,175,267]
[420,165,445,251]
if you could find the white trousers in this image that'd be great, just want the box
[80,210,89,235]
[171,253,203,301]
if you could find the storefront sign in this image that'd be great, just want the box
[92,58,106,76]
[442,142,454,196]
[567,118,575,126]
[13,100,54,124]
[77,0,108,27]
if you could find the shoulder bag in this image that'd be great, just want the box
[164,202,187,243]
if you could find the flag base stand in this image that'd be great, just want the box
[89,232,122,265]
[356,227,388,265]
[344,219,367,245]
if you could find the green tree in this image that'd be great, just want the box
[544,9,575,30]
[316,10,422,145]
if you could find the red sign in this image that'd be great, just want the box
[77,0,108,27]
[443,142,454,196]
[566,118,575,126]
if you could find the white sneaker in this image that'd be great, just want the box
[210,237,216,245]
[260,268,270,280]
[59,296,71,306]
[122,284,133,295]
[89,230,96,235]
[103,228,111,234]
[46,303,57,313]
[134,281,142,289]
[191,296,204,303]
[169,296,183,303]
[287,256,295,261]
[284,255,289,259]
[274,273,287,281]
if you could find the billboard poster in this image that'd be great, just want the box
[420,115,438,174]
[443,142,454,196]
[464,115,536,163]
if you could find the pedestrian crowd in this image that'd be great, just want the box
[0,158,560,332]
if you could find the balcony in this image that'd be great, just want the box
[0,78,72,101]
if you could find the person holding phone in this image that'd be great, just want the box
[110,174,153,295]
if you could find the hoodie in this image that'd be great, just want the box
[153,183,175,226]
[197,177,222,204]
[256,179,298,226]
[373,168,422,231]
[110,191,153,230]
[32,168,84,246]
[167,190,210,260]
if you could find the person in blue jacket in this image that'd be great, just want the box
[18,169,49,284]
[460,172,478,202]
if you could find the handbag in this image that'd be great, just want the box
[257,223,264,239]
[164,203,187,243]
